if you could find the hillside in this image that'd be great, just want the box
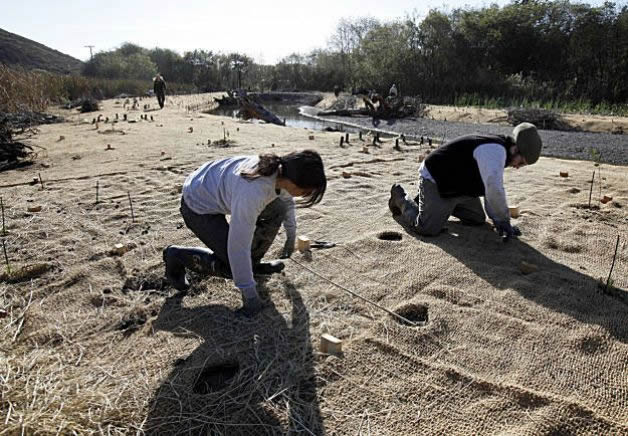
[0,27,82,74]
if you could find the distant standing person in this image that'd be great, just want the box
[163,150,327,316]
[388,123,542,241]
[153,74,167,109]
[389,83,398,97]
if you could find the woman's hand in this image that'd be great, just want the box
[280,236,296,259]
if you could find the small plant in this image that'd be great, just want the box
[589,147,603,204]
[0,197,6,236]
[2,239,11,276]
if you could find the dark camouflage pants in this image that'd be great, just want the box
[180,197,286,268]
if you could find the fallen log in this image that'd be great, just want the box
[239,97,285,126]
[317,108,370,117]
[318,95,425,120]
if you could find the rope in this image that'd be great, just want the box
[289,257,418,327]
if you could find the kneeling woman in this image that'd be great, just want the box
[163,150,326,316]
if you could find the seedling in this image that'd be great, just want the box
[1,197,6,236]
[589,147,603,202]
[588,171,595,209]
[2,239,11,276]
[127,191,135,223]
[605,235,620,293]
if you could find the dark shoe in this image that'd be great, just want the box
[238,295,263,317]
[163,245,190,291]
[163,246,232,290]
[388,184,406,216]
[253,260,285,275]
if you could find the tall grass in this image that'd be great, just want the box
[0,65,197,113]
[452,93,628,116]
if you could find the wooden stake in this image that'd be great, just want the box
[38,173,44,190]
[96,181,99,204]
[359,131,363,141]
[1,197,5,236]
[340,136,344,147]
[588,171,595,208]
[605,235,620,292]
[320,334,342,355]
[345,133,349,144]
[127,191,135,222]
[297,236,311,252]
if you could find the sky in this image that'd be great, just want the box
[1,0,616,65]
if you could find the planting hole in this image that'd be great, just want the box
[378,231,402,241]
[392,303,428,326]
[122,271,166,293]
[116,314,146,336]
[193,362,240,394]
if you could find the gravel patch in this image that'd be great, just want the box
[303,109,628,166]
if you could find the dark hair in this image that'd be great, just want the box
[241,150,326,207]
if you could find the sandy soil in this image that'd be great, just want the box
[425,104,628,134]
[1,94,627,434]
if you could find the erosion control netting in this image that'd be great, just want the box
[145,217,628,434]
[0,106,626,434]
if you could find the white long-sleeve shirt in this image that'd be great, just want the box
[182,156,296,290]
[420,143,509,221]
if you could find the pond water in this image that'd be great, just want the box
[206,103,361,133]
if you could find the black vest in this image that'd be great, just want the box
[424,134,510,198]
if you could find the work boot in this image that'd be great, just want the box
[388,184,420,228]
[162,245,232,291]
[388,184,406,216]
[253,260,285,275]
[239,294,263,317]
[163,245,190,291]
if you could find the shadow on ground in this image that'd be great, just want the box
[145,279,324,435]
[394,217,628,343]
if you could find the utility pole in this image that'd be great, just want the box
[84,45,95,59]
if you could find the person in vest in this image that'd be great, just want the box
[163,150,326,316]
[153,74,167,109]
[388,123,542,241]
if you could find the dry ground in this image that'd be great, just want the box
[1,94,627,435]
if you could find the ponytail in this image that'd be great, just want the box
[241,153,282,180]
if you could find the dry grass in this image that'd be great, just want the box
[0,65,197,115]
[0,66,51,113]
